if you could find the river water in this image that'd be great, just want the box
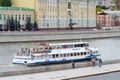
[0,38,120,65]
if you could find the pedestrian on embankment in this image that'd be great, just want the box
[98,58,103,68]
[91,57,96,67]
[72,61,75,68]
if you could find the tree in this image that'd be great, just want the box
[10,16,15,31]
[14,19,17,31]
[17,20,21,31]
[26,17,32,31]
[96,5,108,14]
[0,0,12,7]
[6,18,11,31]
[96,7,102,14]
[0,0,2,6]
[33,21,38,31]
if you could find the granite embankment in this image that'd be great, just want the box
[0,59,120,77]
[0,30,120,43]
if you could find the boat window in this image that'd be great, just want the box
[64,54,66,57]
[40,55,43,59]
[49,47,52,50]
[71,53,73,56]
[87,52,89,54]
[81,52,83,55]
[74,53,76,56]
[81,44,87,47]
[48,55,51,58]
[43,55,46,58]
[37,56,39,59]
[78,44,80,47]
[52,54,55,58]
[84,52,86,55]
[81,44,83,47]
[74,44,79,47]
[86,44,89,47]
[56,54,59,58]
[70,45,73,48]
[60,54,62,57]
[51,46,56,49]
[77,53,79,56]
[74,44,77,47]
[67,53,69,57]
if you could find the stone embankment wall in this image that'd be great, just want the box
[0,59,120,77]
[0,30,120,43]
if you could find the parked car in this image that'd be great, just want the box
[105,27,111,30]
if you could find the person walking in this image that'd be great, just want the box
[72,61,75,68]
[98,58,103,68]
[91,57,96,67]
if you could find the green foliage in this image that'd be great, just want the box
[17,20,21,30]
[33,21,38,31]
[0,0,12,7]
[10,16,15,31]
[26,17,32,31]
[0,0,1,6]
[96,5,108,14]
[6,18,10,30]
[5,17,21,31]
[96,6,102,14]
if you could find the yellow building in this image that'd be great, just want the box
[12,0,96,30]
[0,6,35,30]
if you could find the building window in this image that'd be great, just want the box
[52,54,55,58]
[11,14,14,18]
[0,14,2,20]
[15,15,17,20]
[29,15,31,20]
[4,14,6,20]
[68,2,71,9]
[19,15,21,20]
[22,15,24,20]
[26,15,28,19]
[8,14,10,19]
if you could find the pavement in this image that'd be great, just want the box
[0,63,120,80]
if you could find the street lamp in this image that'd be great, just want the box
[43,0,46,30]
[43,12,46,30]
[81,9,83,28]
[57,0,60,30]
[87,0,89,29]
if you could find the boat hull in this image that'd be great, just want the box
[13,54,101,65]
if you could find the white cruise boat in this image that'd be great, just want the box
[12,41,101,65]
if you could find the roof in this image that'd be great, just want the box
[0,6,34,11]
[104,11,120,16]
[98,11,120,16]
[49,42,89,46]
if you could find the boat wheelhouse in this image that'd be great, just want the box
[12,41,101,65]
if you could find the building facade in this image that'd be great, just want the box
[12,0,96,30]
[96,11,120,29]
[96,0,113,7]
[0,7,35,30]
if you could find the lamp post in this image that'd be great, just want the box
[43,12,46,30]
[87,0,89,29]
[57,0,60,30]
[81,9,83,28]
[43,1,46,30]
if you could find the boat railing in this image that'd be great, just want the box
[16,48,32,56]
[16,52,30,56]
[32,48,51,54]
